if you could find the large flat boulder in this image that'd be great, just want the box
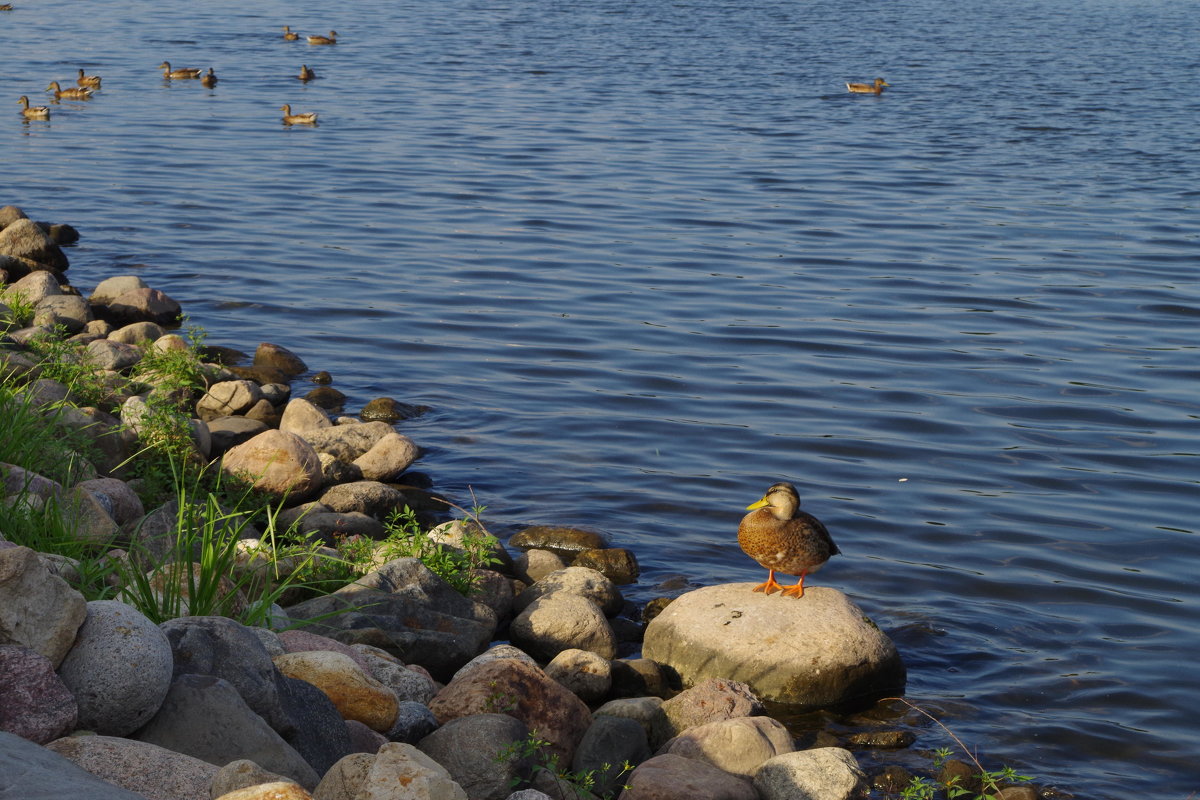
[642,584,904,710]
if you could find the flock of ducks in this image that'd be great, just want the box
[16,22,330,124]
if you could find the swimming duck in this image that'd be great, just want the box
[846,78,889,95]
[298,64,316,82]
[0,4,13,10]
[281,104,318,125]
[46,81,93,100]
[200,68,218,88]
[76,68,102,89]
[738,482,839,598]
[307,30,337,45]
[159,61,202,79]
[282,25,300,40]
[18,96,50,119]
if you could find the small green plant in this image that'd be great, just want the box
[482,681,519,714]
[115,460,328,626]
[886,699,1034,800]
[0,286,37,330]
[330,500,502,595]
[496,732,632,800]
[23,327,113,409]
[130,322,210,400]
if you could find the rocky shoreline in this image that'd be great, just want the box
[1,206,1045,800]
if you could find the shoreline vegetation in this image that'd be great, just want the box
[0,206,1046,800]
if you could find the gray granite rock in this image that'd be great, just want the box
[209,759,295,799]
[386,700,439,744]
[417,713,530,800]
[351,432,419,482]
[134,673,319,789]
[658,716,794,779]
[571,715,650,798]
[361,743,468,800]
[46,733,220,800]
[509,594,617,661]
[160,615,291,734]
[284,558,496,682]
[0,731,147,800]
[753,747,868,800]
[352,644,439,705]
[512,567,623,617]
[312,752,375,800]
[0,217,69,270]
[274,673,357,778]
[650,678,764,749]
[620,753,756,800]
[56,600,173,736]
[0,545,87,667]
[89,275,148,305]
[429,658,591,766]
[545,648,612,704]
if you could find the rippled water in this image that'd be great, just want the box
[5,0,1199,795]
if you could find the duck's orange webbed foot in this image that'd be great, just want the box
[752,570,783,595]
[779,572,808,599]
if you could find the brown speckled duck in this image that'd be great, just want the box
[18,95,50,119]
[307,30,337,45]
[298,64,316,82]
[200,68,218,88]
[46,81,93,100]
[77,69,102,89]
[282,25,300,40]
[738,482,839,598]
[159,61,202,79]
[846,78,889,95]
[281,104,318,125]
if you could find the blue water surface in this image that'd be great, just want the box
[3,0,1198,796]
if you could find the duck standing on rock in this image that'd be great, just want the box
[738,482,839,598]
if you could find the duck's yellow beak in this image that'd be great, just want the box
[746,497,769,510]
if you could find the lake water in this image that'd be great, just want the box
[4,0,1198,796]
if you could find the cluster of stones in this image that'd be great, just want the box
[2,208,1032,800]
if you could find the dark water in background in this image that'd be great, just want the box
[4,0,1199,795]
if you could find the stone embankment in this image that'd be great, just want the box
[1,206,990,800]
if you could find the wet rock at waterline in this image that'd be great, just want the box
[508,525,609,556]
[0,217,70,271]
[642,584,905,709]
